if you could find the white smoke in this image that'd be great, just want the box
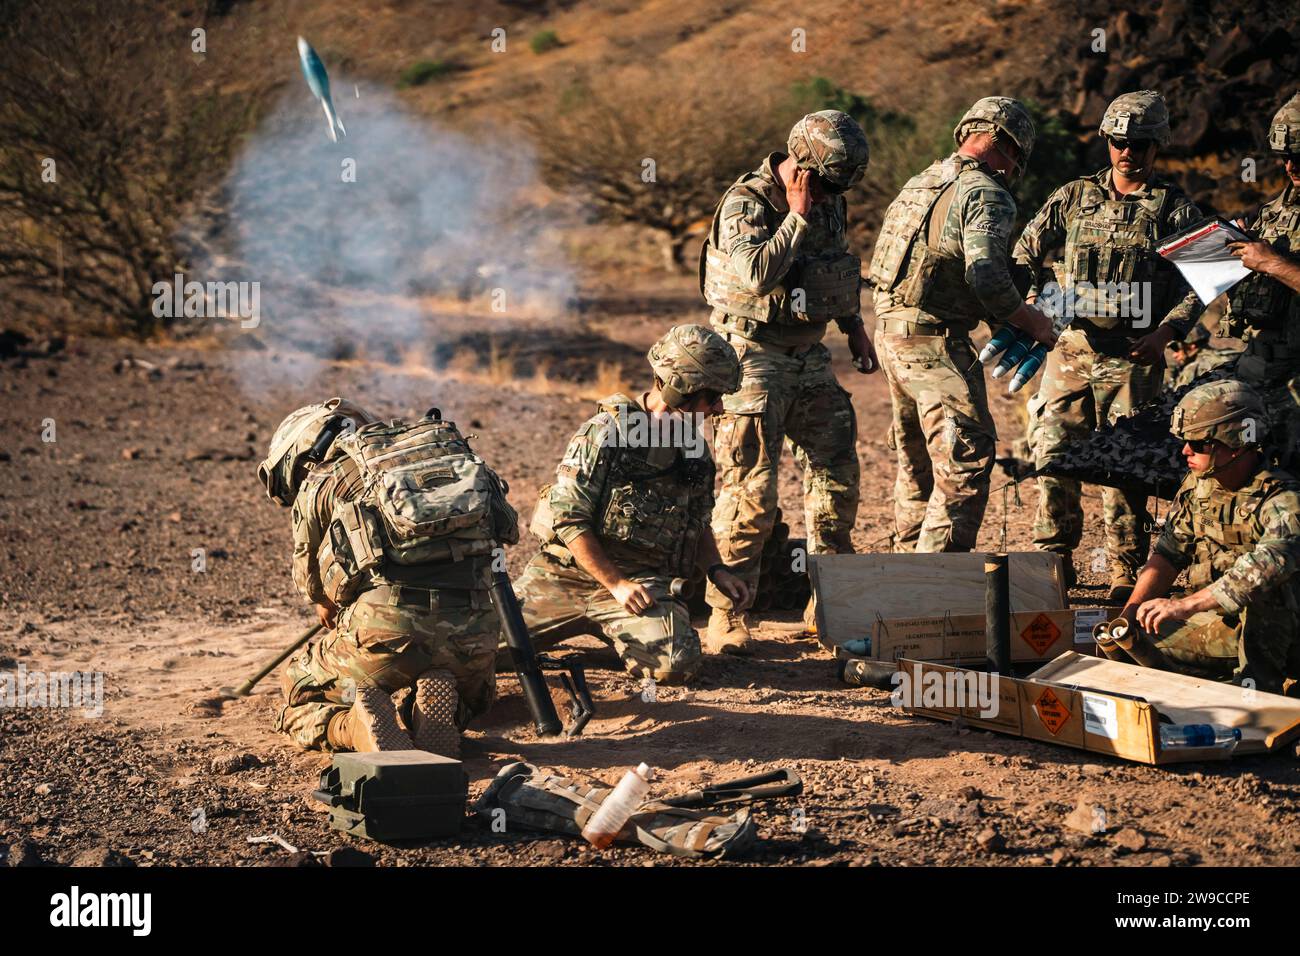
[181,79,575,398]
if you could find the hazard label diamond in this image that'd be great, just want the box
[1033,687,1071,736]
[1021,612,1062,656]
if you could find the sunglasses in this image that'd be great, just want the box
[1185,438,1218,454]
[1107,136,1155,153]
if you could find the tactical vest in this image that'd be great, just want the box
[532,394,715,577]
[315,414,518,606]
[1061,174,1184,336]
[1183,469,1295,590]
[867,156,991,330]
[700,167,861,331]
[1225,189,1300,334]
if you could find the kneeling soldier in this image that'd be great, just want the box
[259,399,519,754]
[513,325,751,684]
[1120,381,1300,694]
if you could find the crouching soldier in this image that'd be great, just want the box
[258,398,520,754]
[1119,381,1300,694]
[510,325,751,684]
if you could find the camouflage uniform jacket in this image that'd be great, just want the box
[291,454,486,606]
[1013,167,1202,339]
[701,152,857,348]
[1153,466,1300,616]
[869,154,1024,334]
[532,393,716,577]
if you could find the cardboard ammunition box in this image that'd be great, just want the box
[313,750,467,842]
[895,654,1300,765]
[862,607,1118,665]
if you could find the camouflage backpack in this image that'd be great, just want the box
[317,410,519,605]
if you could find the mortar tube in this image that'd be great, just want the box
[1107,618,1176,671]
[985,553,1011,673]
[1091,620,1135,662]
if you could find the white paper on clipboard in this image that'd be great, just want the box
[1157,218,1253,306]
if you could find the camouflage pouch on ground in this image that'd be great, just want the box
[473,762,759,859]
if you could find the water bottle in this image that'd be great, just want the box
[1007,344,1048,393]
[1158,723,1242,751]
[581,762,653,849]
[978,326,1020,365]
[991,337,1033,379]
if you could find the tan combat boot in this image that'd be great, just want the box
[411,669,461,758]
[347,684,414,752]
[1106,569,1135,605]
[705,607,752,655]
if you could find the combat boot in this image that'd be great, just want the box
[1107,569,1136,605]
[347,684,414,752]
[411,669,461,758]
[705,607,752,655]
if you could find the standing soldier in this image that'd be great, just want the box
[699,109,877,653]
[259,399,518,755]
[515,325,751,681]
[870,96,1056,554]
[1118,381,1300,694]
[1171,92,1300,469]
[1014,91,1204,600]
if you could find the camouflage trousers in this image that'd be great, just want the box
[1149,598,1300,695]
[276,585,499,752]
[502,550,701,684]
[707,335,859,608]
[1029,329,1160,576]
[1234,340,1300,470]
[879,330,996,552]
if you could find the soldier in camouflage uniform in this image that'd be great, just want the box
[1014,91,1204,599]
[870,97,1056,553]
[1169,92,1300,469]
[1165,323,1243,392]
[512,325,750,680]
[1122,381,1300,694]
[700,110,877,651]
[260,399,515,755]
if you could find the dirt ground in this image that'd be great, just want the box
[2,289,1298,867]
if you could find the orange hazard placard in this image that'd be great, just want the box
[1033,687,1071,736]
[1020,613,1062,655]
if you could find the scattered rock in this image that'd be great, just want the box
[1050,847,1070,866]
[1063,797,1108,835]
[121,447,142,460]
[535,841,567,861]
[325,847,375,867]
[33,783,52,796]
[274,851,323,867]
[1113,828,1148,852]
[210,753,260,775]
[975,828,1006,853]
[72,847,135,867]
[7,839,43,867]
[956,785,982,802]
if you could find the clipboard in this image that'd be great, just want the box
[1157,216,1254,305]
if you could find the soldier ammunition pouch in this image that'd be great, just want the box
[474,762,765,859]
[318,414,518,607]
[1061,179,1181,334]
[599,484,694,564]
[787,252,862,322]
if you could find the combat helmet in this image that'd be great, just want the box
[1267,92,1300,154]
[953,96,1036,167]
[648,325,741,409]
[788,110,870,192]
[258,397,378,505]
[1171,380,1269,450]
[1100,90,1171,146]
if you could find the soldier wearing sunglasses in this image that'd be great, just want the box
[1118,381,1300,695]
[1013,90,1205,602]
